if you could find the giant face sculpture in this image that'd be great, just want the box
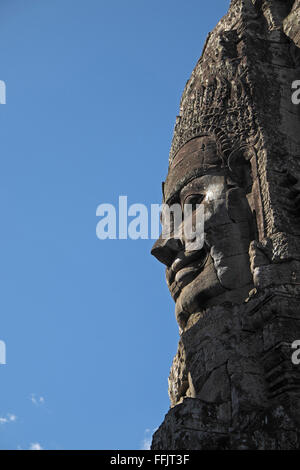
[151,135,255,329]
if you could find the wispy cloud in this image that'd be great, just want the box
[141,428,156,450]
[0,413,17,424]
[141,437,151,450]
[30,394,45,406]
[29,442,43,450]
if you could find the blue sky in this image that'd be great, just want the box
[0,0,229,450]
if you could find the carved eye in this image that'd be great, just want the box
[183,194,204,211]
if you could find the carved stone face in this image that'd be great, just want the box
[151,137,254,329]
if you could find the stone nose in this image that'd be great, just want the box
[151,235,183,266]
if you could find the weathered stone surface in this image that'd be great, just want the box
[151,0,300,450]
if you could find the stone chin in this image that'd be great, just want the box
[173,253,223,327]
[173,260,253,329]
[172,245,253,329]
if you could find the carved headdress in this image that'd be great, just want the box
[163,127,256,204]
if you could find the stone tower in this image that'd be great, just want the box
[151,0,300,450]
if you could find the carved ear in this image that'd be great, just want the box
[226,187,256,240]
[228,146,255,190]
[226,187,248,223]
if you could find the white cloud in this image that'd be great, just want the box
[29,442,43,451]
[0,413,17,424]
[141,437,151,450]
[8,413,17,422]
[30,394,45,406]
[141,428,157,450]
